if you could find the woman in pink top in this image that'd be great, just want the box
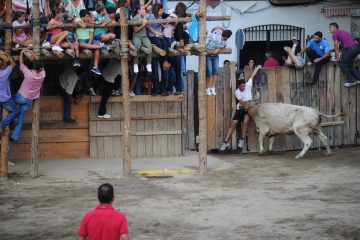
[46,7,70,52]
[10,49,46,142]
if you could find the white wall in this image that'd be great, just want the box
[167,1,351,70]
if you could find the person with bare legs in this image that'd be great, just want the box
[283,37,305,69]
[46,7,70,52]
[220,65,262,151]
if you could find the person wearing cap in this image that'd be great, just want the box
[78,183,129,240]
[220,65,262,151]
[298,31,330,84]
[205,29,232,96]
[329,22,360,88]
[0,51,19,136]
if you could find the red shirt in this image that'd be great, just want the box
[263,57,279,68]
[78,204,128,240]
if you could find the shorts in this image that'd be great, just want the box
[206,55,219,76]
[295,56,305,69]
[94,33,104,41]
[47,33,53,42]
[232,108,247,121]
[78,39,98,45]
[68,38,77,44]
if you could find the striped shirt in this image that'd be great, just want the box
[206,32,227,50]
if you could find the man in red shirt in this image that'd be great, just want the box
[263,51,279,68]
[78,183,129,240]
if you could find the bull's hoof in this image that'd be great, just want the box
[295,154,303,160]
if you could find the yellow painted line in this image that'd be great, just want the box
[135,167,228,175]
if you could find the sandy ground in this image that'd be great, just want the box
[0,148,360,240]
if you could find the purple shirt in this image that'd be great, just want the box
[18,64,46,100]
[0,66,13,102]
[332,29,357,49]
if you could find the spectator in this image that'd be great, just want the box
[0,51,19,136]
[220,65,262,151]
[66,23,81,67]
[263,51,279,68]
[205,29,232,96]
[12,0,32,13]
[244,59,254,71]
[0,0,5,22]
[59,65,85,123]
[132,6,152,74]
[329,22,360,87]
[223,60,230,68]
[298,31,330,85]
[78,183,129,240]
[94,3,115,44]
[12,12,33,48]
[147,3,171,96]
[283,38,305,69]
[46,7,70,52]
[65,0,85,19]
[75,9,102,75]
[11,49,45,142]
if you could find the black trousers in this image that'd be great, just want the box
[98,77,114,116]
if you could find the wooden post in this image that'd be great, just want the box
[198,0,207,174]
[119,7,131,176]
[0,0,13,178]
[30,0,41,178]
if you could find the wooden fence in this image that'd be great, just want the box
[185,63,360,152]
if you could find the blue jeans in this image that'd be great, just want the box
[11,93,33,141]
[0,98,19,128]
[306,48,330,81]
[340,44,360,83]
[161,0,169,12]
[174,56,185,92]
[206,55,220,76]
[62,89,72,120]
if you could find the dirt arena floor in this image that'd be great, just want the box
[0,147,359,240]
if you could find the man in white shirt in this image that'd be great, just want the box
[220,65,262,151]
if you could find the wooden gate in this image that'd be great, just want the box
[89,95,184,158]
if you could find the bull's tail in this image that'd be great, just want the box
[320,112,351,118]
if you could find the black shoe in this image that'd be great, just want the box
[63,118,76,123]
[9,137,18,143]
[174,91,183,95]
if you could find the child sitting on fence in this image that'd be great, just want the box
[11,49,46,142]
[132,6,152,74]
[93,3,115,45]
[75,9,103,76]
[0,51,19,136]
[46,7,70,52]
[205,29,232,96]
[12,12,33,48]
[67,24,81,67]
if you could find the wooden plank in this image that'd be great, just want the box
[215,68,224,149]
[159,101,168,157]
[341,71,350,145]
[12,142,89,160]
[136,102,146,158]
[182,71,189,151]
[16,129,89,144]
[307,64,320,149]
[152,102,161,157]
[275,67,286,151]
[91,94,183,103]
[187,71,195,150]
[167,101,176,156]
[222,67,232,148]
[318,64,328,146]
[348,84,357,145]
[31,98,40,178]
[111,102,121,158]
[326,64,335,146]
[267,68,277,103]
[279,66,293,151]
[130,103,137,158]
[334,65,342,146]
[174,102,182,156]
[207,96,216,150]
[144,102,153,157]
[89,103,97,158]
[230,63,237,150]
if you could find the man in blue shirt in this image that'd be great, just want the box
[299,31,330,84]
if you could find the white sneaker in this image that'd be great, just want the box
[88,87,96,96]
[146,64,152,72]
[52,45,64,52]
[42,41,51,48]
[220,142,230,151]
[129,91,135,97]
[97,113,111,119]
[356,80,360,85]
[206,88,211,96]
[238,138,246,148]
[211,87,216,95]
[344,82,357,88]
[133,64,139,73]
[15,44,20,49]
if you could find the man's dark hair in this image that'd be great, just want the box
[224,60,230,65]
[79,9,90,18]
[314,31,323,38]
[33,60,44,71]
[98,183,114,204]
[238,79,246,85]
[329,22,339,29]
[222,29,232,38]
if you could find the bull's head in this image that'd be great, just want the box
[244,100,260,119]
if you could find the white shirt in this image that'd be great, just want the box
[59,67,78,94]
[103,59,121,83]
[235,78,253,110]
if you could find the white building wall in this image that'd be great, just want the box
[167,1,351,70]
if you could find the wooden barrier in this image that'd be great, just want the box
[186,63,360,152]
[89,95,183,158]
